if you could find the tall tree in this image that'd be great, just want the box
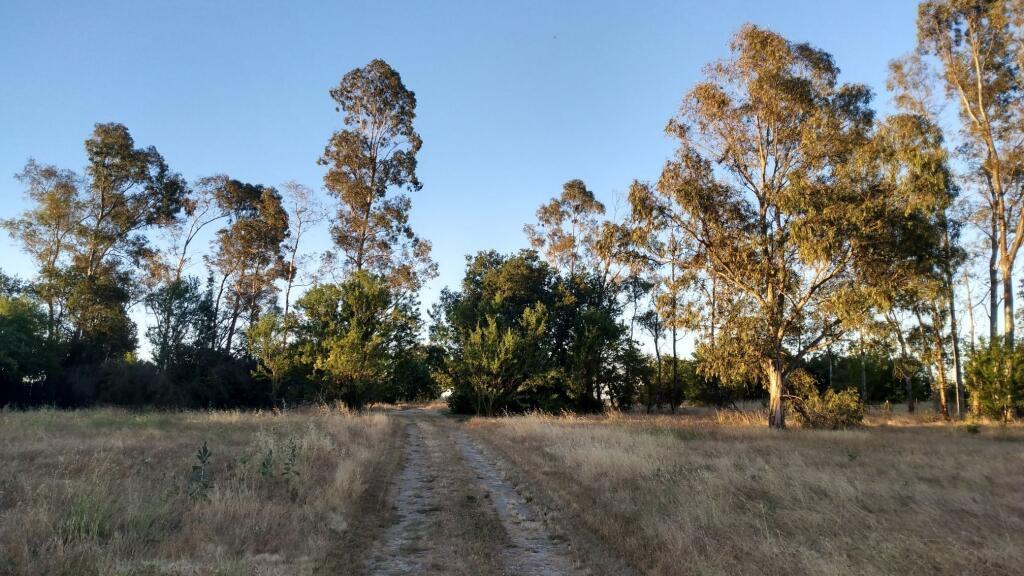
[914,0,1024,346]
[279,181,325,320]
[654,25,888,428]
[320,59,435,290]
[5,123,185,363]
[145,177,230,367]
[3,162,81,341]
[628,181,694,412]
[208,179,289,355]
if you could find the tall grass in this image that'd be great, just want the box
[470,410,1024,576]
[0,407,395,575]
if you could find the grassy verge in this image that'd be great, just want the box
[468,410,1024,576]
[0,406,397,576]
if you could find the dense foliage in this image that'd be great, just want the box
[431,250,642,414]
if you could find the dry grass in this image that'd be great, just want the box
[468,407,1024,576]
[0,406,397,576]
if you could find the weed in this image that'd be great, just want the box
[259,448,275,479]
[188,440,212,500]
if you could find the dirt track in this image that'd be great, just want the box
[357,408,628,576]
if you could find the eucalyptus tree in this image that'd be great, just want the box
[76,123,186,281]
[279,181,325,319]
[3,162,81,341]
[910,0,1024,346]
[5,123,185,362]
[145,176,230,370]
[627,180,693,409]
[320,59,435,290]
[652,25,899,428]
[525,179,607,279]
[207,179,289,354]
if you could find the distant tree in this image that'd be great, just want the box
[965,339,1024,421]
[293,271,421,409]
[145,275,215,372]
[628,180,698,412]
[207,178,289,354]
[455,304,549,416]
[638,309,665,411]
[2,161,80,341]
[246,311,294,400]
[433,251,558,413]
[279,181,325,320]
[320,59,435,290]
[146,177,229,367]
[433,249,636,414]
[525,179,606,279]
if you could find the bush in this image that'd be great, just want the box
[965,340,1024,422]
[788,370,864,429]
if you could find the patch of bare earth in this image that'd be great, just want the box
[354,408,625,576]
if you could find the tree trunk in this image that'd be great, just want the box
[963,272,977,355]
[766,360,785,429]
[669,254,679,413]
[225,296,241,355]
[934,358,950,420]
[930,310,950,420]
[1002,260,1014,348]
[859,333,868,403]
[890,314,914,413]
[670,323,678,413]
[827,346,833,390]
[650,326,661,413]
[990,213,999,342]
[946,279,965,419]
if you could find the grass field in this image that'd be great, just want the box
[0,406,397,575]
[469,407,1024,576]
[2,404,1022,575]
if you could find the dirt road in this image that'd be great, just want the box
[355,408,632,576]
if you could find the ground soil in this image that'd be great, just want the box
[348,407,636,576]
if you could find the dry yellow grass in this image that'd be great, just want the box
[0,406,397,576]
[468,408,1024,576]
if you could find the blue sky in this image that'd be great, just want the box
[0,0,920,350]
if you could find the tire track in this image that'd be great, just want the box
[361,421,439,575]
[358,409,617,576]
[454,430,591,576]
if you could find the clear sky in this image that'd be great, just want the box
[0,0,921,353]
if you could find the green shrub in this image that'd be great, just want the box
[964,340,1024,422]
[788,371,864,429]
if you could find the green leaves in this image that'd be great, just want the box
[292,271,421,409]
[188,440,212,501]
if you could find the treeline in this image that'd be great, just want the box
[4,2,1024,428]
[1,61,438,410]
